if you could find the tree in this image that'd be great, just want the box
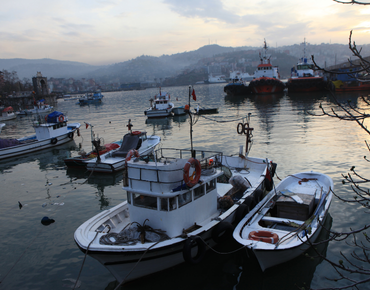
[307,1,370,289]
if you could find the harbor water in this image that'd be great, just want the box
[0,84,369,290]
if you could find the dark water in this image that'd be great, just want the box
[0,84,369,290]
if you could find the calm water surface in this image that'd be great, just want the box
[0,84,369,290]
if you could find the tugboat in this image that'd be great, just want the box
[248,40,285,94]
[286,39,328,93]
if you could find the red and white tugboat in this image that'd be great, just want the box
[249,40,285,94]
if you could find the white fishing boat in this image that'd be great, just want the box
[0,106,17,121]
[233,171,333,271]
[74,118,276,285]
[17,102,53,115]
[144,89,174,118]
[85,121,161,173]
[0,111,80,160]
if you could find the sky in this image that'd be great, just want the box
[1,0,370,65]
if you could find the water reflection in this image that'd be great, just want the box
[145,117,172,137]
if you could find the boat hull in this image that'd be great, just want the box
[286,77,328,93]
[249,77,285,94]
[0,126,79,160]
[144,109,172,118]
[223,83,251,96]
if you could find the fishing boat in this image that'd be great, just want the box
[144,89,174,118]
[172,106,186,116]
[248,40,285,94]
[195,105,219,115]
[84,120,161,173]
[64,122,121,169]
[74,116,276,285]
[17,100,53,115]
[233,171,333,272]
[286,40,328,93]
[0,111,80,160]
[78,91,104,105]
[0,106,17,121]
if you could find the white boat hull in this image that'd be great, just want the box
[144,108,173,118]
[0,123,80,160]
[233,171,333,271]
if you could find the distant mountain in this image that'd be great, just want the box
[1,43,370,83]
[0,58,104,80]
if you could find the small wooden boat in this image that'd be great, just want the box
[0,111,80,160]
[195,105,219,114]
[233,171,333,271]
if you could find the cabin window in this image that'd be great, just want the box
[178,191,192,208]
[160,198,168,211]
[206,179,216,193]
[194,184,205,199]
[132,193,157,210]
[127,192,132,204]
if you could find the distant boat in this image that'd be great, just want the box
[144,89,174,118]
[78,91,104,105]
[0,106,17,121]
[229,71,254,82]
[286,39,329,93]
[248,39,285,94]
[17,101,53,116]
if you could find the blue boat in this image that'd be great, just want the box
[78,91,104,105]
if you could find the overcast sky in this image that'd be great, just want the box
[1,0,369,65]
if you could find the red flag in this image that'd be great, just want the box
[192,89,196,101]
[86,123,89,129]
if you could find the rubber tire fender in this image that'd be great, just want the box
[183,236,206,265]
[211,221,234,244]
[234,204,250,224]
[50,138,57,145]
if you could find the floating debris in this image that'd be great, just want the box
[41,216,55,226]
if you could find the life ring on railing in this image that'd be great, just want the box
[182,236,206,264]
[125,149,140,161]
[183,158,201,187]
[50,138,58,145]
[248,230,279,244]
[58,115,65,123]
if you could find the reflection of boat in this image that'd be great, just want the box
[286,40,328,93]
[144,89,174,118]
[85,127,161,173]
[78,91,104,105]
[233,171,333,272]
[248,40,285,95]
[75,143,275,285]
[0,106,17,121]
[172,114,187,123]
[0,111,80,160]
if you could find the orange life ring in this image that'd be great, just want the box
[125,149,140,161]
[248,230,279,244]
[131,131,141,135]
[183,158,201,187]
[58,115,65,122]
[45,115,48,121]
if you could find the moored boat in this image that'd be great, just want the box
[74,118,276,285]
[78,91,104,105]
[172,106,186,116]
[233,171,333,271]
[144,89,174,118]
[286,39,329,93]
[0,111,80,160]
[0,106,17,121]
[248,40,285,94]
[17,100,53,115]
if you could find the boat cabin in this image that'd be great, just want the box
[152,92,171,110]
[124,148,223,237]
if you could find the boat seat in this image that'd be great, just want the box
[111,134,141,157]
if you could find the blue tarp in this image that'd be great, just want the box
[46,111,64,123]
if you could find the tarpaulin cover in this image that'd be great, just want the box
[3,106,13,112]
[0,138,21,149]
[46,111,64,123]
